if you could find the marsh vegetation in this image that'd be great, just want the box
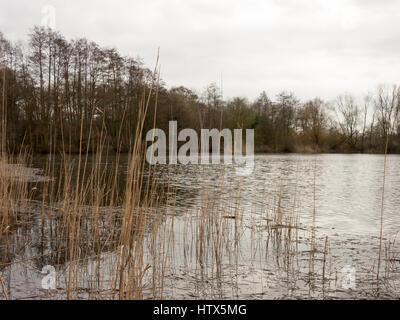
[1,27,400,300]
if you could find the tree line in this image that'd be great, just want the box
[0,26,399,154]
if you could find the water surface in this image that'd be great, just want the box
[3,153,400,299]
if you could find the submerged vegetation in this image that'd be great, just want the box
[2,150,400,299]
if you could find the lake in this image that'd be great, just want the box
[139,153,400,237]
[2,153,400,299]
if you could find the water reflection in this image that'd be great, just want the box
[31,153,400,237]
[2,153,400,299]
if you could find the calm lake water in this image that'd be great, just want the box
[150,153,400,237]
[31,153,400,237]
[6,153,399,299]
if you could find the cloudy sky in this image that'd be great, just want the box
[1,0,399,101]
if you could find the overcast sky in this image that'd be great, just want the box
[1,0,399,101]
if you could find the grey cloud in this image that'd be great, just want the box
[0,0,399,101]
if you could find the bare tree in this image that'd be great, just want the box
[335,93,361,149]
[297,98,327,149]
[361,93,372,152]
[374,85,399,143]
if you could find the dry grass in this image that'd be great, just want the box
[0,55,174,300]
[1,147,400,299]
[1,62,399,300]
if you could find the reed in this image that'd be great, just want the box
[1,62,398,300]
[377,133,389,287]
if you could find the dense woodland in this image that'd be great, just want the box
[0,26,399,154]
